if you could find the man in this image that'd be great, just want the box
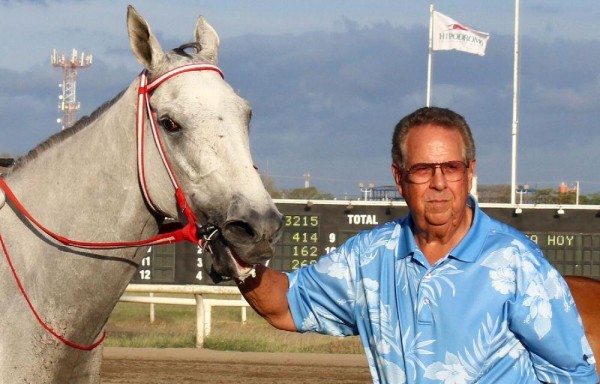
[236,107,598,383]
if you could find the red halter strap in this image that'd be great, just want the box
[136,63,224,245]
[0,63,224,250]
[136,63,224,219]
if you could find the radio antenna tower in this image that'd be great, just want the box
[51,48,92,130]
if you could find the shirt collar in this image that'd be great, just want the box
[398,215,418,259]
[448,195,491,263]
[396,195,490,264]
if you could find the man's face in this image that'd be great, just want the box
[392,124,475,231]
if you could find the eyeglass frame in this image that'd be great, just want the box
[397,160,470,184]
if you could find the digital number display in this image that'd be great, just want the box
[136,244,176,282]
[272,215,321,270]
[132,202,600,284]
[285,214,319,228]
[131,242,213,284]
[525,233,600,277]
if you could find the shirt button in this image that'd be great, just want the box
[424,273,432,280]
[423,299,430,305]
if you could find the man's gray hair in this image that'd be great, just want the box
[391,106,476,168]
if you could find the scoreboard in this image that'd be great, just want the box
[268,202,409,271]
[131,200,600,284]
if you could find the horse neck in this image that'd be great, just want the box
[6,83,158,244]
[0,83,165,349]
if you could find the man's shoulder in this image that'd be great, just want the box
[481,212,532,244]
[363,216,410,240]
[467,208,542,258]
[473,210,548,266]
[344,216,409,251]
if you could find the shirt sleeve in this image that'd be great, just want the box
[507,242,598,383]
[286,235,361,336]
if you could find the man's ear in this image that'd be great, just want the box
[392,163,404,195]
[467,159,476,192]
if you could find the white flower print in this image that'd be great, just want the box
[482,241,559,339]
[481,245,517,271]
[489,267,516,295]
[364,278,379,292]
[381,360,407,384]
[519,258,537,278]
[314,251,347,279]
[522,281,553,338]
[385,223,402,250]
[301,312,318,330]
[542,269,565,301]
[424,352,471,384]
[328,262,347,279]
[376,338,391,355]
[498,338,524,359]
[363,278,380,307]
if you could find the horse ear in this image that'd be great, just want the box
[194,16,220,65]
[126,5,164,69]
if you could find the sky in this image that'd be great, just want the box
[1,0,599,198]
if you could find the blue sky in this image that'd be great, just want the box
[1,1,599,197]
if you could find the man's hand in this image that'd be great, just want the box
[236,264,296,331]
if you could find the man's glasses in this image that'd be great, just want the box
[401,161,469,184]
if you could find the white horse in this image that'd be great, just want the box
[0,6,282,383]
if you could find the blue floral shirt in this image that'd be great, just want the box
[286,197,598,383]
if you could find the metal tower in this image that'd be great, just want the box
[51,48,92,130]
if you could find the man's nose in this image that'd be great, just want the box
[429,166,447,189]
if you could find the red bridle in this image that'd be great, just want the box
[0,63,225,350]
[136,63,224,228]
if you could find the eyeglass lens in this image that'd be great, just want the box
[405,161,468,183]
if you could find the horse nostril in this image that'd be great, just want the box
[222,220,258,244]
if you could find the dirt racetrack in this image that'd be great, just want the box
[101,347,371,383]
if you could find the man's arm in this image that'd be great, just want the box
[235,264,296,331]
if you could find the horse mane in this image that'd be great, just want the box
[11,42,204,174]
[11,89,127,173]
[172,42,202,58]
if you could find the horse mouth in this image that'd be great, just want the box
[201,230,271,283]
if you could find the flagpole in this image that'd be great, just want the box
[426,3,434,106]
[511,0,520,205]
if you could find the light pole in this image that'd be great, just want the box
[358,182,375,201]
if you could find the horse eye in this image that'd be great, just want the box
[158,117,180,133]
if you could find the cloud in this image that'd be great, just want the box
[1,0,49,5]
[1,14,599,197]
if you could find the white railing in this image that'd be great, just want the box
[120,284,249,348]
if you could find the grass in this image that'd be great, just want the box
[105,295,364,354]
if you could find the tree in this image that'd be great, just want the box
[477,184,511,203]
[579,193,600,205]
[259,174,283,198]
[281,186,334,200]
[259,173,334,200]
[532,188,579,204]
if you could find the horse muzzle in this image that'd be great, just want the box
[199,215,283,283]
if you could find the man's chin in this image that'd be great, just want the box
[424,210,453,223]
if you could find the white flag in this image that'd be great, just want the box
[432,11,490,56]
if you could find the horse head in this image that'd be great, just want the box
[126,6,283,281]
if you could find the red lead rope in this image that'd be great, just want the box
[0,234,106,350]
[0,178,200,249]
[0,178,195,351]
